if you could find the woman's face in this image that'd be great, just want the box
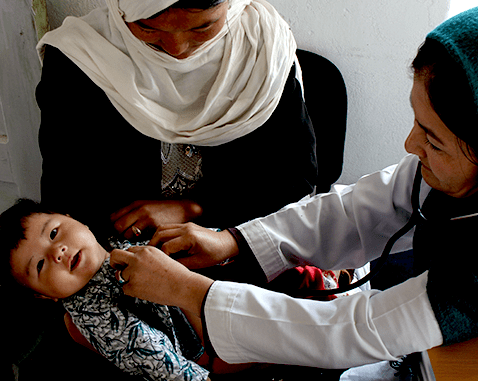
[126,2,228,59]
[405,78,478,198]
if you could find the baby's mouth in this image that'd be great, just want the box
[70,251,81,271]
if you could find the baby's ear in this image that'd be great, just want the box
[34,293,59,302]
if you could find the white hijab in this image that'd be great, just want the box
[37,0,297,146]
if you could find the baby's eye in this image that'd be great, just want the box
[37,259,44,274]
[50,228,58,240]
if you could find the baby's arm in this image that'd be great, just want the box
[64,312,97,353]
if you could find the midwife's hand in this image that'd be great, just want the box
[110,200,203,240]
[110,246,213,316]
[149,223,239,269]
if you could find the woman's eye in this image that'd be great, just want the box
[136,23,157,34]
[140,27,156,34]
[50,228,58,240]
[193,23,215,33]
[194,26,212,33]
[425,137,441,152]
[37,259,44,274]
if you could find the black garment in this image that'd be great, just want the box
[37,46,318,244]
[413,189,478,345]
[0,288,142,381]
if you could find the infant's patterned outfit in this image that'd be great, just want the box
[62,250,209,381]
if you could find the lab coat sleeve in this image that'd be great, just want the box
[238,154,428,281]
[204,272,443,368]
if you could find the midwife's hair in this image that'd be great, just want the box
[412,38,478,164]
[0,199,55,295]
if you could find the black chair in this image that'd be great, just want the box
[296,49,348,193]
[296,51,348,380]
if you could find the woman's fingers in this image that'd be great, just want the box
[149,224,186,247]
[110,201,155,239]
[150,223,240,269]
[112,214,142,239]
[110,202,139,224]
[109,245,213,315]
[109,248,134,270]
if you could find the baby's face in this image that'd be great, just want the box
[10,213,108,300]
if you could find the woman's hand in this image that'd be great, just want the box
[110,200,203,239]
[149,223,240,269]
[110,246,213,316]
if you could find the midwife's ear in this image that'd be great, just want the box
[34,293,59,302]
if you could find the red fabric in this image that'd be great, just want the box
[268,266,338,301]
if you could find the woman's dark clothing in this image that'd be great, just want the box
[413,189,478,345]
[37,46,318,242]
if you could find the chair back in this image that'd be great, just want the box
[296,49,347,193]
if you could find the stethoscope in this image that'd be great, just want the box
[308,163,424,297]
[308,162,478,297]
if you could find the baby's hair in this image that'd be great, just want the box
[0,198,55,296]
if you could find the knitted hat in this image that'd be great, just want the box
[427,7,478,111]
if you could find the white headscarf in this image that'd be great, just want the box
[37,0,297,146]
[118,0,178,21]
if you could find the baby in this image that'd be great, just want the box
[2,198,245,381]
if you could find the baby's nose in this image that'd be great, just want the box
[51,245,67,263]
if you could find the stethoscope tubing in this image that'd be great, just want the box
[301,163,423,297]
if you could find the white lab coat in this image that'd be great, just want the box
[203,154,444,368]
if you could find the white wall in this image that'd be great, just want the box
[0,0,43,212]
[449,0,478,17]
[270,0,450,183]
[45,0,452,185]
[46,0,101,29]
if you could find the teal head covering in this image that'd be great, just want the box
[427,7,478,111]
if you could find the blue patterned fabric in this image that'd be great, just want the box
[62,255,209,381]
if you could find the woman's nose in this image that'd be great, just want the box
[404,124,425,157]
[159,33,189,57]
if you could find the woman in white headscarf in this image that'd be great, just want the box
[37,0,324,246]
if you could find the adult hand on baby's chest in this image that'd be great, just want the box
[111,200,203,240]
